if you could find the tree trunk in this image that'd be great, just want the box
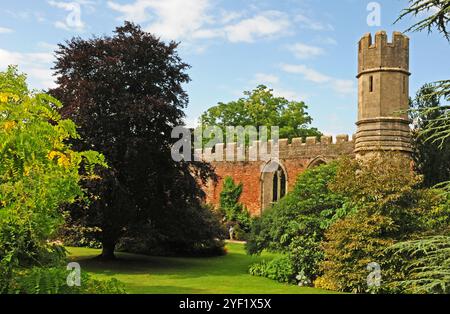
[99,240,116,260]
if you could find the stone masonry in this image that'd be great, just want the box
[197,31,412,216]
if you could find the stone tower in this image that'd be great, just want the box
[355,31,412,156]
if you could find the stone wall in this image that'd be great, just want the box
[198,135,355,215]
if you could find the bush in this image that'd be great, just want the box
[246,162,347,282]
[249,256,296,284]
[288,235,323,283]
[249,235,322,286]
[317,154,448,293]
[316,212,397,293]
[0,66,106,291]
[219,176,252,236]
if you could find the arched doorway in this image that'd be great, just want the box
[260,160,287,212]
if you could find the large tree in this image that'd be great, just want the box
[200,85,321,144]
[51,22,220,259]
[411,84,450,187]
[397,0,450,191]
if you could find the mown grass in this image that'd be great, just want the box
[67,242,334,294]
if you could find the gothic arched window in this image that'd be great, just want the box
[272,166,286,203]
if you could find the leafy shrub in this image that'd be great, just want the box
[249,256,296,284]
[246,162,348,282]
[288,235,323,282]
[8,267,125,294]
[317,154,447,293]
[316,212,397,293]
[0,66,106,290]
[219,177,252,236]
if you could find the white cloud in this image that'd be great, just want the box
[295,13,334,31]
[108,1,291,44]
[220,11,244,24]
[191,28,222,40]
[0,48,56,90]
[253,73,280,85]
[223,11,291,43]
[108,0,211,41]
[280,64,355,96]
[272,87,305,101]
[288,42,324,59]
[0,27,13,34]
[107,0,152,23]
[280,64,331,83]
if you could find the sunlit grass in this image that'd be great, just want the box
[67,242,335,294]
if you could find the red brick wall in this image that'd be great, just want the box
[205,158,310,216]
[201,137,356,216]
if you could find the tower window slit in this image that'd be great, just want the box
[369,76,373,92]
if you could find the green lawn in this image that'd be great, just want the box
[67,242,334,294]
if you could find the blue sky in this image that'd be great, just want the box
[0,0,448,136]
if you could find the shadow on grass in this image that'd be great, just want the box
[68,243,266,278]
[67,244,335,294]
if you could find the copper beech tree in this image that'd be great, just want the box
[51,22,221,259]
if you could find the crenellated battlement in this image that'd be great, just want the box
[196,135,356,162]
[358,31,409,76]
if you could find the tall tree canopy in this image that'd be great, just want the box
[397,0,450,192]
[411,84,450,187]
[50,22,221,259]
[200,85,321,143]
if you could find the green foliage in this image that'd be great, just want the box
[219,177,252,237]
[396,0,450,40]
[387,235,450,294]
[200,85,321,144]
[288,235,323,283]
[249,256,296,284]
[8,267,125,294]
[317,154,447,293]
[247,163,346,253]
[58,223,103,249]
[0,66,106,292]
[411,84,450,187]
[246,162,347,281]
[316,212,397,293]
[220,177,244,221]
[398,0,450,194]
